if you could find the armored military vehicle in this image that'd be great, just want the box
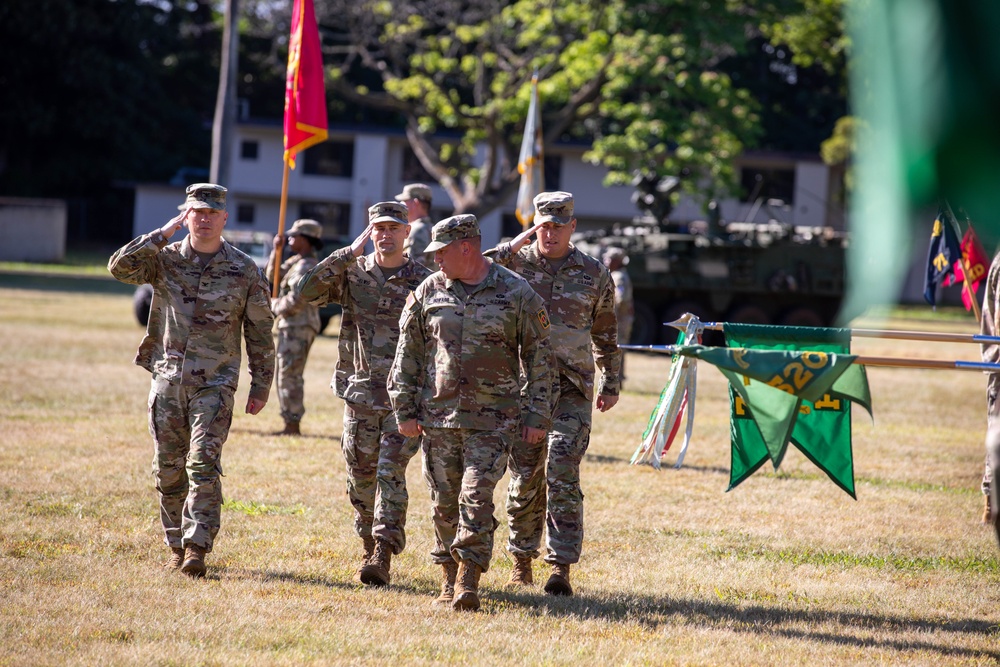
[576,220,847,345]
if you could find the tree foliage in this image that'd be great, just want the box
[319,0,804,217]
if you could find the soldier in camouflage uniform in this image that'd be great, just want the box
[389,214,555,612]
[395,183,436,269]
[604,246,634,382]
[266,219,324,436]
[108,183,275,578]
[297,202,432,584]
[488,191,621,596]
[980,249,1000,537]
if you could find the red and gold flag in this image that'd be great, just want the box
[947,226,990,310]
[283,0,328,168]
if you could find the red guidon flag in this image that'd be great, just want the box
[945,225,990,311]
[283,0,328,168]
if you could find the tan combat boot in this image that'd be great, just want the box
[984,495,992,525]
[164,547,185,570]
[452,560,482,611]
[278,421,301,436]
[355,535,376,582]
[543,562,573,596]
[359,539,392,587]
[432,561,458,607]
[507,554,533,587]
[181,545,207,578]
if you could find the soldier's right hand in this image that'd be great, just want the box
[398,418,424,438]
[510,221,544,253]
[272,233,285,251]
[160,206,189,240]
[351,223,375,257]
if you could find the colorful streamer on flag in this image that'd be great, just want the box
[515,72,544,227]
[283,0,328,168]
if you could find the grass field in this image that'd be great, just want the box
[1,276,998,666]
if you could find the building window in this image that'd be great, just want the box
[240,140,259,160]
[236,203,255,225]
[299,201,351,238]
[739,166,795,203]
[302,140,355,177]
[544,155,563,192]
[402,147,435,182]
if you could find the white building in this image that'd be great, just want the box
[132,120,845,244]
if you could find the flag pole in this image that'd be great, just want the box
[272,159,291,299]
[620,344,1000,372]
[944,201,983,322]
[663,317,1000,344]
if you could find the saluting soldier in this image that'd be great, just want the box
[297,202,432,584]
[488,191,621,596]
[395,182,436,269]
[108,183,275,578]
[266,218,324,436]
[389,214,555,611]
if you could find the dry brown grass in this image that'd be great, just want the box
[1,281,998,666]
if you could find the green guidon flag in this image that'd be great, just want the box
[719,324,873,497]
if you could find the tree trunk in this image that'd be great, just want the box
[210,0,240,187]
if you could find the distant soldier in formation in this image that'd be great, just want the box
[488,191,621,596]
[604,246,634,382]
[297,202,432,584]
[395,182,436,269]
[108,183,274,578]
[389,214,555,611]
[266,219,324,436]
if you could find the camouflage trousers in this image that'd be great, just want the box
[276,325,317,424]
[422,427,510,572]
[342,402,416,549]
[506,385,592,564]
[984,375,999,495]
[147,377,235,552]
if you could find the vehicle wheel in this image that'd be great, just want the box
[319,314,332,334]
[778,307,825,328]
[631,301,657,346]
[660,300,712,343]
[132,284,153,327]
[725,304,770,325]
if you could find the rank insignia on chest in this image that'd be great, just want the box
[536,308,551,329]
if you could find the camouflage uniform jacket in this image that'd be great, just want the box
[489,241,621,399]
[266,249,321,332]
[297,246,432,410]
[108,231,275,400]
[388,261,555,432]
[982,250,1000,364]
[405,216,433,261]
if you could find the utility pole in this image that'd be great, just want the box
[210,0,239,186]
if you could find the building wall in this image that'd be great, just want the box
[0,198,67,262]
[133,122,846,246]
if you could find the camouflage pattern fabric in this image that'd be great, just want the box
[148,378,234,551]
[611,267,634,345]
[341,401,390,539]
[405,215,436,269]
[109,231,274,552]
[421,427,510,571]
[268,250,321,332]
[108,231,275,401]
[268,250,321,424]
[489,241,621,399]
[298,246,432,410]
[372,423,422,554]
[981,251,1000,496]
[275,327,317,424]
[489,240,619,564]
[388,261,555,432]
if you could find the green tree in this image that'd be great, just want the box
[319,0,797,218]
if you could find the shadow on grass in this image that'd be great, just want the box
[488,588,1000,661]
[0,270,134,295]
[586,452,729,478]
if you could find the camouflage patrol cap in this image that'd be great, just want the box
[182,183,227,211]
[394,183,433,203]
[533,191,574,225]
[287,218,323,239]
[369,201,409,225]
[425,214,480,252]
